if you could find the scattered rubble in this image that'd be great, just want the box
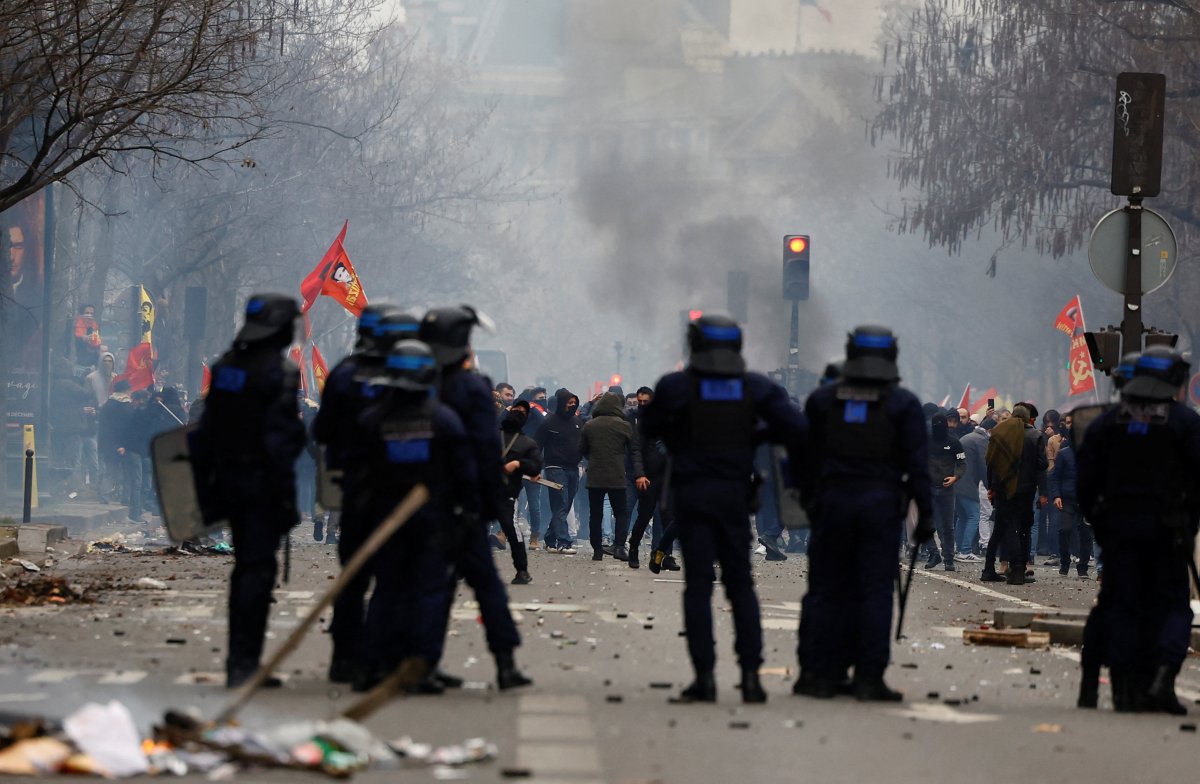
[0,577,93,607]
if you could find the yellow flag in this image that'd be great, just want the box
[138,285,155,346]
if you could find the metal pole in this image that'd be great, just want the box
[22,448,33,523]
[787,299,800,396]
[39,184,55,464]
[1121,193,1144,355]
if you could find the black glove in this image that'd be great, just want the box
[913,515,935,545]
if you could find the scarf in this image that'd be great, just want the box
[987,417,1025,500]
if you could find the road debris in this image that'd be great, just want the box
[1032,723,1064,734]
[963,629,1050,649]
[0,577,93,607]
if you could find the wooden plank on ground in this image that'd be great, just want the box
[963,629,1050,648]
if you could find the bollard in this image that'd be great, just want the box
[22,449,34,523]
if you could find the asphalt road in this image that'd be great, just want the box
[3,526,1200,783]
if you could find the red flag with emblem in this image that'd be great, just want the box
[1054,296,1096,396]
[311,343,329,395]
[114,342,155,392]
[299,221,369,317]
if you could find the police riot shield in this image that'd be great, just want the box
[316,448,343,511]
[152,425,227,543]
[1068,404,1109,452]
[770,445,810,529]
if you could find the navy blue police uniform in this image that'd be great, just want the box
[642,314,807,704]
[421,306,531,690]
[352,341,476,688]
[1077,347,1200,713]
[796,326,932,701]
[311,306,417,682]
[193,294,305,688]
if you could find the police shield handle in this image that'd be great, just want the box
[212,483,431,727]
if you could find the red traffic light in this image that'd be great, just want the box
[687,309,704,321]
[610,374,623,387]
[787,236,808,254]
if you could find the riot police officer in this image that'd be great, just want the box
[641,313,807,704]
[353,340,476,690]
[192,294,305,689]
[795,326,932,701]
[311,305,416,682]
[1077,346,1200,713]
[420,306,531,691]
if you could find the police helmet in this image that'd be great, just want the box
[686,313,745,376]
[1122,346,1189,402]
[362,311,420,359]
[420,305,486,368]
[376,340,438,392]
[355,303,401,351]
[235,294,299,344]
[843,325,899,382]
[1112,352,1140,391]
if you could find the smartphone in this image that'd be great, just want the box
[987,398,995,410]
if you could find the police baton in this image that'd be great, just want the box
[895,544,919,642]
[212,484,430,726]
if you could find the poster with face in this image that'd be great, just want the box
[3,191,46,420]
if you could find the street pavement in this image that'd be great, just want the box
[3,527,1200,783]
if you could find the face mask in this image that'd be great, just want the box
[502,410,528,432]
[564,403,578,416]
[931,421,948,439]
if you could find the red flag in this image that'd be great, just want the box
[957,384,971,412]
[311,343,329,395]
[114,342,155,392]
[800,0,833,22]
[200,361,211,397]
[300,221,369,317]
[969,387,998,415]
[1055,296,1096,396]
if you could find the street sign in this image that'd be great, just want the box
[1111,72,1165,197]
[1087,207,1177,295]
[1190,372,1200,407]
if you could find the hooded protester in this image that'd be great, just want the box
[86,352,116,408]
[498,401,542,585]
[534,388,583,552]
[579,392,639,561]
[924,412,965,571]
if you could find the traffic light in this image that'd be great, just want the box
[783,235,810,301]
[609,374,622,388]
[1084,330,1122,374]
[1143,329,1179,349]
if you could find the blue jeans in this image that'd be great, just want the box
[543,467,579,546]
[518,478,543,538]
[954,495,980,555]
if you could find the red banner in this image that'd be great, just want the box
[311,343,329,395]
[200,361,211,397]
[114,342,155,392]
[1055,296,1096,396]
[300,221,368,317]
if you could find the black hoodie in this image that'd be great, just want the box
[500,409,543,498]
[535,388,582,468]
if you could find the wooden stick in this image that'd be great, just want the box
[213,484,430,726]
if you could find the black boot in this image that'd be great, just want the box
[328,657,358,684]
[1077,665,1100,709]
[511,570,533,585]
[627,546,640,569]
[740,668,767,704]
[792,669,836,699]
[432,669,464,689]
[662,554,681,571]
[1111,672,1142,713]
[496,650,533,691]
[1146,665,1188,715]
[853,673,903,702]
[669,672,717,704]
[648,549,666,574]
[313,518,324,542]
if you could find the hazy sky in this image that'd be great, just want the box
[800,0,884,56]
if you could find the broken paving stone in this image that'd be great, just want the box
[500,769,532,778]
[643,624,654,630]
[1030,667,1042,675]
[166,638,187,645]
[943,699,962,707]
[649,682,672,689]
[729,721,750,730]
[1181,724,1197,733]
[606,695,623,703]
[900,663,918,669]
[926,692,940,700]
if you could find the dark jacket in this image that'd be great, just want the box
[98,395,133,462]
[500,416,543,498]
[1047,440,1077,505]
[928,433,965,495]
[1019,424,1049,496]
[957,426,989,498]
[536,388,583,468]
[630,406,666,477]
[580,393,636,489]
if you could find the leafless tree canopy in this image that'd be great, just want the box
[872,0,1200,259]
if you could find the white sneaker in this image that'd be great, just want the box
[557,545,577,555]
[956,552,982,562]
[754,544,767,555]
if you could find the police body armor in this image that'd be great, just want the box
[685,372,754,452]
[1102,401,1189,523]
[368,396,440,494]
[825,382,898,464]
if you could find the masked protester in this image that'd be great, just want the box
[1077,347,1200,713]
[192,294,305,689]
[499,400,542,584]
[534,388,583,553]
